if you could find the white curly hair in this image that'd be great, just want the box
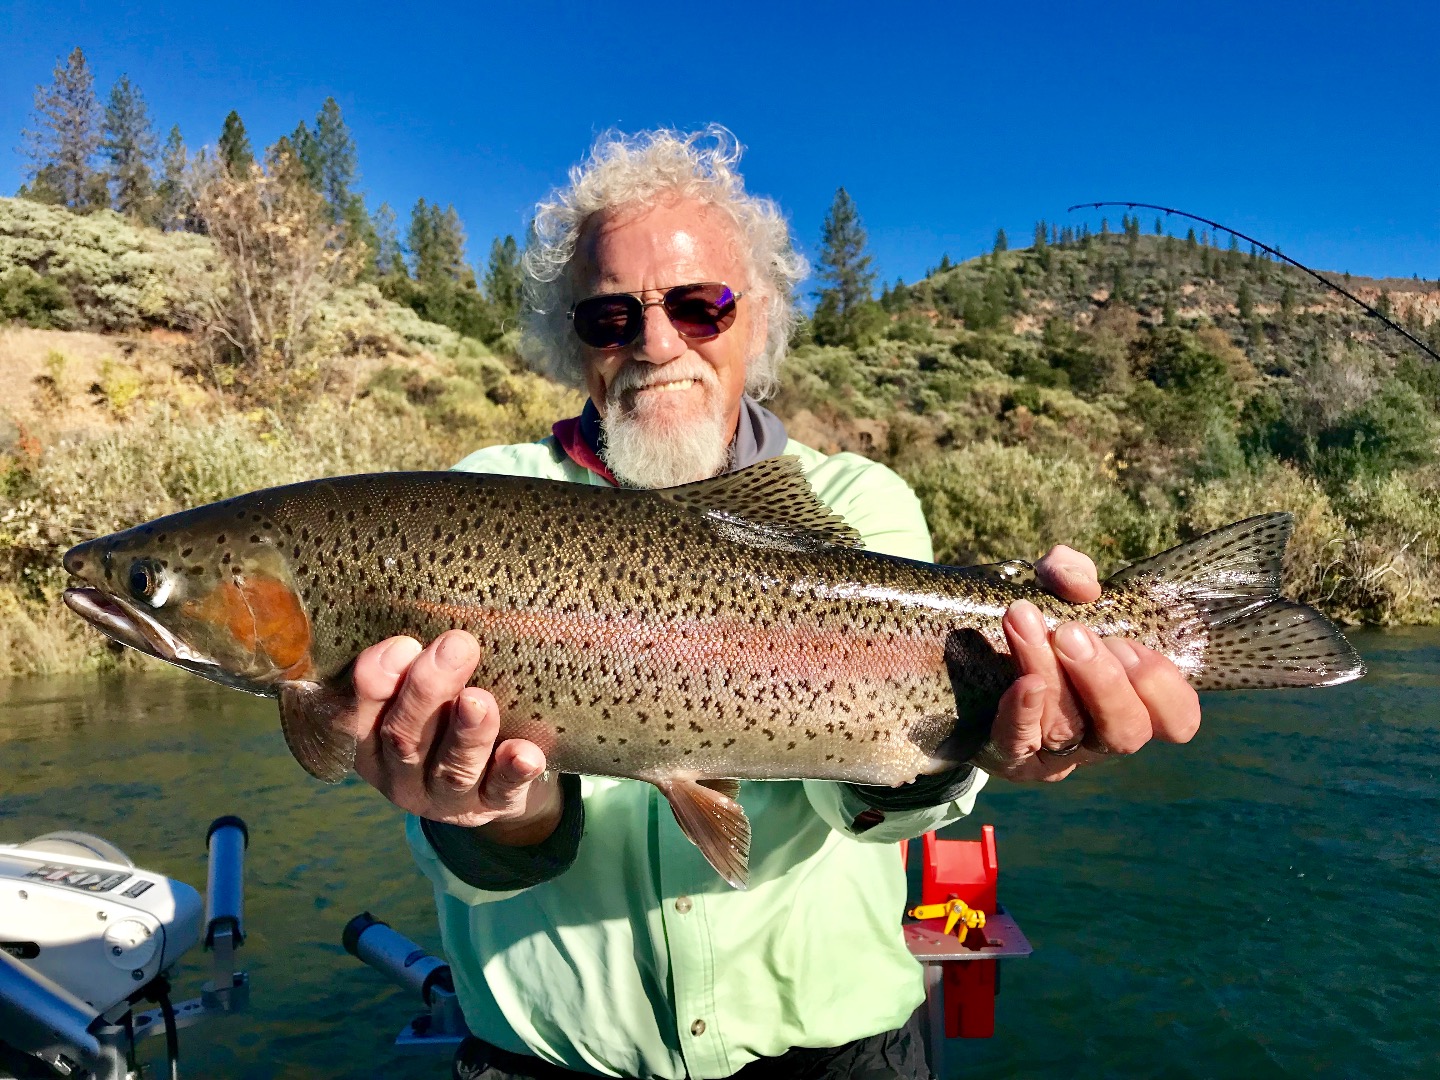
[520,126,808,401]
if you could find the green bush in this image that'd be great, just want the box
[0,266,76,328]
[901,441,1168,572]
[0,197,223,330]
[379,273,500,344]
[1316,379,1436,481]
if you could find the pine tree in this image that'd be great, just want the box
[1237,280,1254,321]
[218,111,254,176]
[1185,227,1197,251]
[373,202,405,276]
[1154,217,1163,236]
[814,187,877,319]
[22,47,105,210]
[408,199,468,283]
[268,122,321,191]
[102,75,158,222]
[155,125,196,231]
[992,227,1008,254]
[484,235,523,325]
[310,98,358,224]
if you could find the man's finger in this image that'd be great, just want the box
[378,630,481,770]
[1003,600,1085,751]
[476,740,548,819]
[350,636,423,783]
[1107,639,1202,744]
[1034,545,1101,604]
[1052,623,1153,755]
[990,675,1077,782]
[426,688,501,804]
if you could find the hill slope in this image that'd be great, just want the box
[2,204,1436,676]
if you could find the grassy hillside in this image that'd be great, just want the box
[777,226,1440,626]
[2,201,1437,676]
[0,197,582,675]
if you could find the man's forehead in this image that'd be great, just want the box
[575,200,746,288]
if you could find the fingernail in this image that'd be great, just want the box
[1054,623,1095,661]
[455,690,484,721]
[379,637,421,675]
[1009,600,1046,645]
[1021,683,1044,710]
[436,633,471,671]
[509,753,541,783]
[1107,638,1141,670]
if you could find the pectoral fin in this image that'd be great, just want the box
[279,681,357,783]
[654,777,751,889]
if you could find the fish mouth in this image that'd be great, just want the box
[62,587,218,669]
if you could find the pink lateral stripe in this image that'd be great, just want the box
[552,415,617,485]
[408,599,946,683]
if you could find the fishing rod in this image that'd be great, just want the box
[1066,201,1440,365]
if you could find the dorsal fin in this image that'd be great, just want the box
[655,456,862,550]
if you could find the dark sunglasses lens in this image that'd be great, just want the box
[664,283,737,339]
[573,294,641,348]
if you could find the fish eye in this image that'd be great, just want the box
[126,559,171,607]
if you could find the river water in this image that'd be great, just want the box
[1,629,1436,1079]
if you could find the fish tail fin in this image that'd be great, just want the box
[1105,513,1364,690]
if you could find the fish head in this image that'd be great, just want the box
[62,499,314,695]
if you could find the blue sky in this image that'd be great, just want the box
[3,0,1435,290]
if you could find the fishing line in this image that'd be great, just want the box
[1066,201,1440,364]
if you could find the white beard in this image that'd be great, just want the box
[600,364,732,489]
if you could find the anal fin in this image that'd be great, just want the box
[654,778,751,889]
[279,681,358,783]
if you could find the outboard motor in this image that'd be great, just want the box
[0,817,250,1080]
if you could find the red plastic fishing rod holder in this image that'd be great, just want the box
[903,825,1028,1043]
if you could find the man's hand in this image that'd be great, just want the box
[984,545,1202,782]
[345,629,564,842]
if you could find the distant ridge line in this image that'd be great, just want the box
[1068,200,1440,365]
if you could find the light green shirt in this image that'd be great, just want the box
[407,437,987,1079]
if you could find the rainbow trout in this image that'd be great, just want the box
[62,458,1363,887]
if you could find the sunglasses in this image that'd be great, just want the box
[567,282,744,350]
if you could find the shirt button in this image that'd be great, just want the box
[674,895,692,914]
[690,1019,706,1037]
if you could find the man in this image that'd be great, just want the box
[340,129,1201,1079]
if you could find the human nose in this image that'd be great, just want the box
[632,300,686,364]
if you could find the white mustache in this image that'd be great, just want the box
[609,364,718,399]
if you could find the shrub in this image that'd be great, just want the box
[192,156,362,388]
[901,441,1168,572]
[0,266,75,328]
[0,196,222,329]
